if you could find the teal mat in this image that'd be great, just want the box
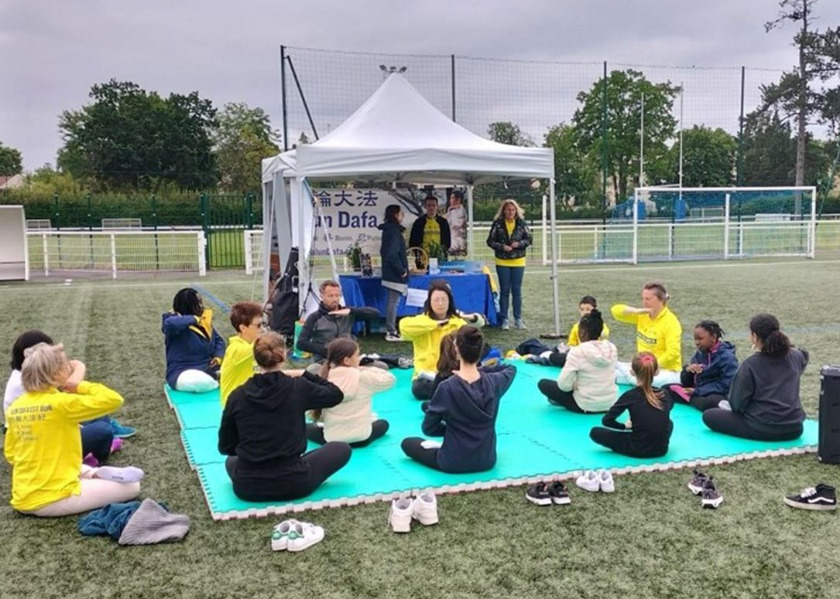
[172,363,818,520]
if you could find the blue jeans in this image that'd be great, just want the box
[496,265,525,322]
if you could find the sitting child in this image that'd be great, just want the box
[401,326,516,473]
[537,309,618,413]
[589,352,673,458]
[306,338,395,448]
[220,301,263,406]
[162,288,226,393]
[551,295,612,366]
[669,320,738,412]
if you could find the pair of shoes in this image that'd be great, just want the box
[110,419,137,439]
[784,484,837,511]
[389,492,438,533]
[514,318,527,330]
[525,481,570,506]
[576,469,614,493]
[688,470,723,508]
[500,319,510,331]
[271,519,325,552]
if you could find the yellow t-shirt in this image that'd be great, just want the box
[4,382,123,512]
[220,335,258,405]
[422,217,442,255]
[567,321,611,347]
[610,304,683,371]
[399,313,486,378]
[495,220,526,268]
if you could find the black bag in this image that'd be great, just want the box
[267,248,301,342]
[818,365,840,464]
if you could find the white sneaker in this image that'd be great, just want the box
[412,492,439,526]
[389,497,413,533]
[271,519,298,551]
[575,470,600,492]
[500,319,510,330]
[598,469,615,493]
[286,521,325,552]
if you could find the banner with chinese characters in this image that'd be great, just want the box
[309,188,467,258]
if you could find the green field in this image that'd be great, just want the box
[2,259,840,598]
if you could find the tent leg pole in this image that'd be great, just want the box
[467,185,474,261]
[549,178,561,336]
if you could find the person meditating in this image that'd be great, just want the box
[611,281,682,385]
[297,280,383,372]
[399,280,485,400]
[219,332,351,502]
[702,314,807,441]
[163,288,226,393]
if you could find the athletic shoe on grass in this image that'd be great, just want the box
[688,469,709,495]
[389,497,413,533]
[110,419,137,439]
[784,484,837,511]
[598,469,615,493]
[286,522,325,552]
[385,333,402,342]
[514,318,527,330]
[525,482,552,506]
[412,492,439,526]
[500,319,510,331]
[548,481,571,505]
[271,519,299,551]
[701,478,723,509]
[576,470,600,492]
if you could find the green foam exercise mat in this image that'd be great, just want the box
[164,384,220,409]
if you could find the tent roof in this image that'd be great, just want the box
[263,74,553,185]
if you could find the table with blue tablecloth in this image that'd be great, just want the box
[339,272,498,327]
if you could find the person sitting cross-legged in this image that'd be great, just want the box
[297,280,384,373]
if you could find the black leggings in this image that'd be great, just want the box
[225,442,352,502]
[305,420,390,448]
[702,409,803,441]
[689,393,726,412]
[401,437,442,471]
[412,377,435,400]
[589,427,668,458]
[537,379,584,413]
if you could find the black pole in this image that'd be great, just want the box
[601,61,608,225]
[737,66,745,186]
[281,45,288,152]
[451,54,456,122]
[287,56,319,140]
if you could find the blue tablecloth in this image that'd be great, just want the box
[339,273,498,327]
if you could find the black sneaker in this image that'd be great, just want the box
[525,482,552,506]
[688,469,710,495]
[548,481,571,505]
[701,478,723,509]
[784,484,837,511]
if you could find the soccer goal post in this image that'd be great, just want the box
[633,186,817,262]
[1,206,28,281]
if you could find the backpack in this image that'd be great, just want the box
[267,248,301,343]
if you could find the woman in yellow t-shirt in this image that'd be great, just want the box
[399,280,485,400]
[611,282,683,384]
[486,199,532,331]
[4,343,143,517]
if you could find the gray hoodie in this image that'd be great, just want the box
[556,339,619,412]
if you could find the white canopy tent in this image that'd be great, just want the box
[261,73,562,333]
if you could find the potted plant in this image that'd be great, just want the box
[426,240,448,263]
[346,243,362,271]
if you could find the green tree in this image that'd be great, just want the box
[58,80,218,192]
[763,0,840,186]
[543,124,597,208]
[657,126,737,187]
[0,141,23,176]
[572,69,680,203]
[486,122,534,147]
[481,122,539,218]
[214,103,280,191]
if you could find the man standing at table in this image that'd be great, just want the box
[409,195,451,259]
[297,280,385,371]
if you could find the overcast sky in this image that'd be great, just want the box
[2,0,838,171]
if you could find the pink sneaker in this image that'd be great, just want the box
[110,438,124,453]
[83,453,100,468]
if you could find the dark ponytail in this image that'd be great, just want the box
[696,320,724,341]
[454,325,484,365]
[749,313,790,358]
[579,309,604,342]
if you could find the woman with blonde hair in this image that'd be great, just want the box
[4,343,143,517]
[486,198,532,330]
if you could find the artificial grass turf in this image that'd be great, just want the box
[1,260,840,598]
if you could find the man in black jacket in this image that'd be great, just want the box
[297,280,384,370]
[409,195,451,258]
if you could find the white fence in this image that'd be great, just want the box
[27,230,206,279]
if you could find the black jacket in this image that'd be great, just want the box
[602,387,674,456]
[218,370,343,476]
[422,364,517,473]
[728,348,808,433]
[409,215,451,252]
[378,221,409,285]
[486,217,532,261]
[297,302,380,359]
